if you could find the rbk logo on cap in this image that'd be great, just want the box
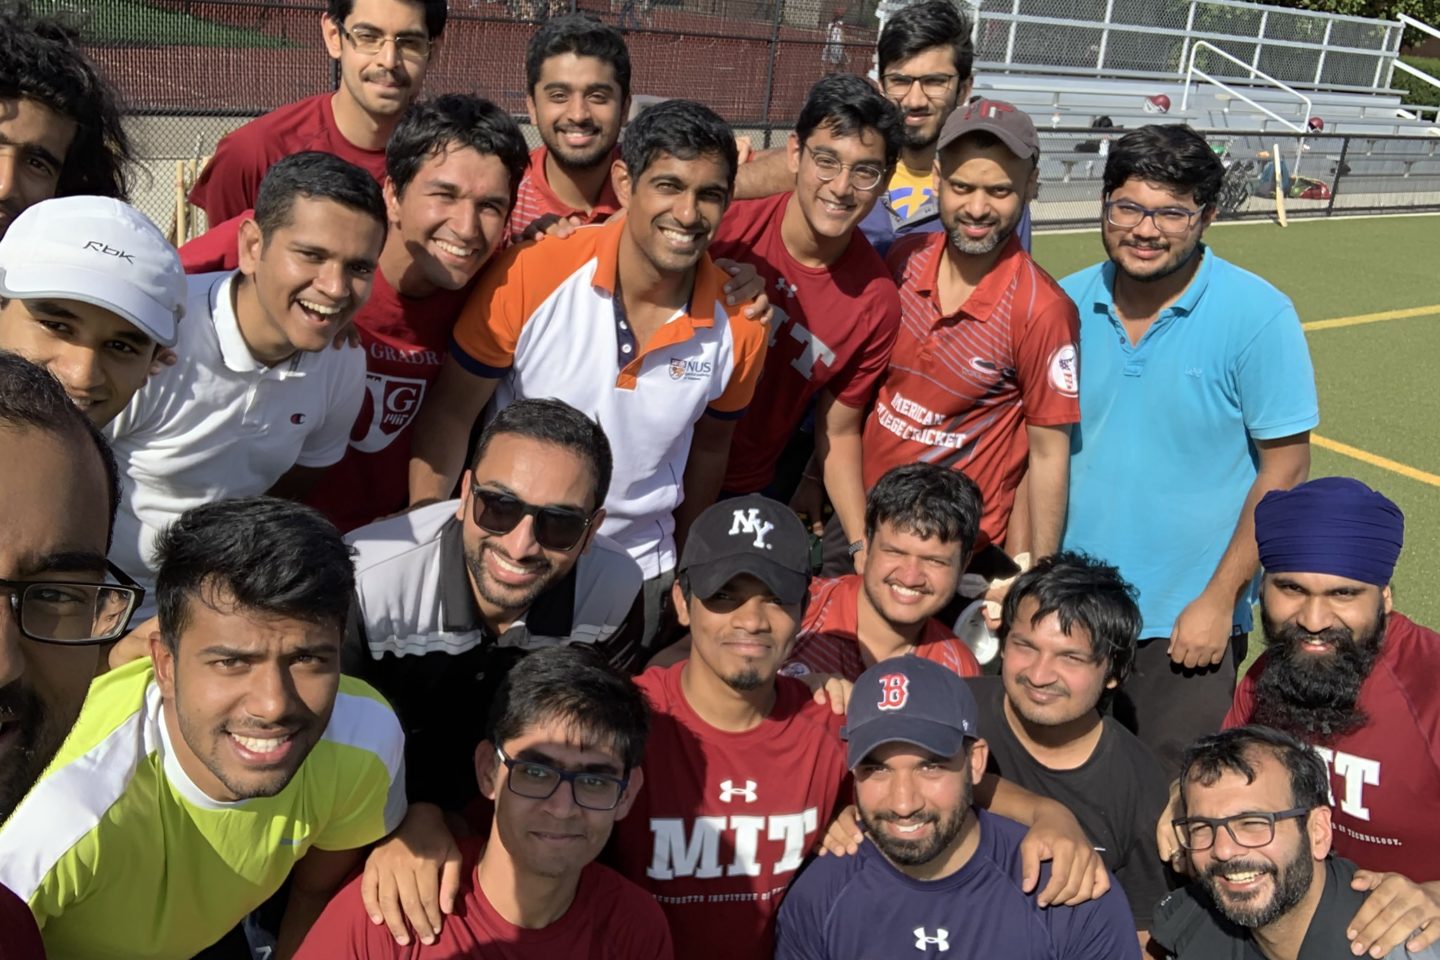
[728,508,774,549]
[876,674,910,711]
[82,240,135,263]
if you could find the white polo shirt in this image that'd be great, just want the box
[106,271,366,615]
[450,219,769,578]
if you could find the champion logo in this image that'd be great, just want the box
[877,673,910,711]
[718,779,758,803]
[914,927,950,951]
[727,508,775,549]
[290,413,308,425]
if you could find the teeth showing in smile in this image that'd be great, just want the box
[434,239,475,258]
[820,199,851,214]
[891,822,926,834]
[298,299,341,316]
[659,227,696,245]
[1224,870,1262,883]
[490,552,535,576]
[232,733,288,754]
[889,584,922,598]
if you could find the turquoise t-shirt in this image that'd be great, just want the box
[1060,248,1319,638]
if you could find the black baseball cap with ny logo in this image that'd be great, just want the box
[677,494,810,605]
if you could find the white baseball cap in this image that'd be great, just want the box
[0,196,185,347]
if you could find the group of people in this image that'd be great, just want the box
[1,0,1439,958]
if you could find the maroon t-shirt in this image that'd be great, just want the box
[295,837,673,958]
[1226,613,1440,879]
[0,883,44,959]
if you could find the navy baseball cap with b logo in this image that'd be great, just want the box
[843,658,981,769]
[677,494,810,606]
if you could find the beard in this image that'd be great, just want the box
[1101,228,1202,284]
[544,123,616,171]
[1198,840,1314,929]
[0,679,70,823]
[947,214,1017,256]
[860,767,971,868]
[466,540,558,614]
[724,668,765,692]
[1250,607,1385,740]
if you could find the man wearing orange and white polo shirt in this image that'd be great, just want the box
[409,99,768,649]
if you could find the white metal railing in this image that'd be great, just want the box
[1392,15,1440,121]
[1183,41,1312,173]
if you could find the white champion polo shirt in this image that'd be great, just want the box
[106,271,366,615]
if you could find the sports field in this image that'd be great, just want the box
[1033,213,1440,638]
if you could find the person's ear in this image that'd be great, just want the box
[151,632,177,700]
[456,469,474,523]
[321,13,343,60]
[383,177,403,228]
[525,94,539,127]
[787,132,802,176]
[237,218,265,277]
[476,739,500,801]
[672,580,691,628]
[1306,805,1333,860]
[613,765,645,820]
[1381,584,1393,615]
[612,159,633,209]
[967,738,989,783]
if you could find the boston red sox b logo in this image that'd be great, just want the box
[877,674,910,711]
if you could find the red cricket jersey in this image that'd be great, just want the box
[782,574,981,681]
[507,146,622,244]
[179,213,469,531]
[610,663,850,960]
[709,193,901,493]
[189,94,389,225]
[295,836,673,959]
[1226,613,1440,879]
[862,232,1080,551]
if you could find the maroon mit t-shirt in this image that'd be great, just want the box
[609,663,850,960]
[1226,612,1440,879]
[296,836,672,958]
[190,94,389,224]
[708,193,900,493]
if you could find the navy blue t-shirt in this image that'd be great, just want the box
[775,809,1140,959]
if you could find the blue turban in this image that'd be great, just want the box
[1255,477,1404,586]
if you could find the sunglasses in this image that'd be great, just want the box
[470,485,595,551]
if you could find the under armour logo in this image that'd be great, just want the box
[82,240,135,263]
[718,779,758,803]
[914,928,950,951]
[727,508,774,549]
[776,277,798,299]
[877,674,910,711]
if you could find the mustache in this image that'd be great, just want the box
[1250,610,1384,738]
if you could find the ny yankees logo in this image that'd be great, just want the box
[728,508,775,549]
[914,928,950,951]
[776,277,798,299]
[877,674,910,710]
[718,779,758,803]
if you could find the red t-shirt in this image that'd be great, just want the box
[863,232,1080,551]
[610,663,850,960]
[507,145,622,243]
[1226,613,1440,879]
[782,574,981,681]
[0,883,44,960]
[295,836,673,959]
[709,193,900,493]
[179,213,470,531]
[189,94,389,225]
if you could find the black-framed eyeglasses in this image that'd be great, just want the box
[880,72,959,99]
[336,22,432,60]
[1103,199,1204,236]
[470,485,595,552]
[0,562,144,645]
[804,146,886,193]
[495,747,630,811]
[1171,807,1311,851]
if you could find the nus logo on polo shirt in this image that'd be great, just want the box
[667,358,714,381]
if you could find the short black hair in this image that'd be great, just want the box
[876,0,975,83]
[865,463,982,556]
[387,95,530,212]
[999,551,1141,687]
[1178,725,1330,816]
[154,497,355,650]
[0,7,133,201]
[525,13,631,102]
[253,151,388,241]
[327,0,448,39]
[470,399,614,512]
[0,348,120,545]
[1103,124,1226,209]
[621,99,738,192]
[487,646,650,772]
[796,74,904,168]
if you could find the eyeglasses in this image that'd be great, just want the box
[804,146,886,192]
[1103,199,1204,236]
[880,72,959,99]
[495,747,629,811]
[1,563,144,645]
[336,23,432,61]
[1171,807,1311,851]
[470,485,595,552]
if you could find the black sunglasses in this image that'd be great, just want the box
[470,485,595,551]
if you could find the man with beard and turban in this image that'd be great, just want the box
[776,656,1138,959]
[860,100,1077,595]
[1060,124,1317,777]
[1153,726,1440,960]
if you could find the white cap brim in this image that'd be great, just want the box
[0,262,180,347]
